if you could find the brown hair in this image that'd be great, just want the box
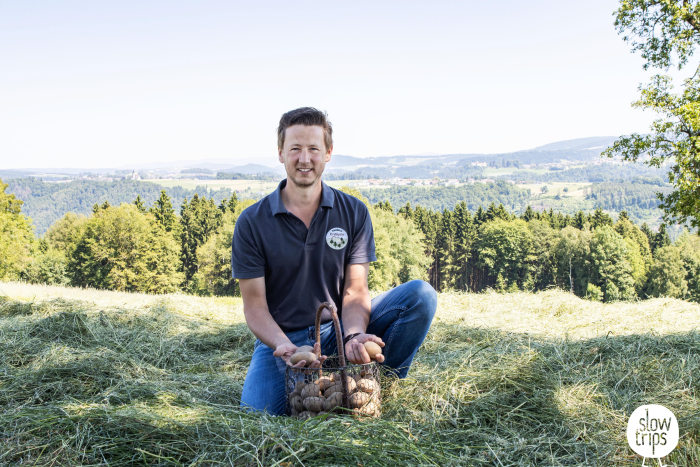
[277,107,333,151]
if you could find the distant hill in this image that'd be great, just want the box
[532,136,619,151]
[219,164,284,174]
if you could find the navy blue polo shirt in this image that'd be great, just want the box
[231,179,377,332]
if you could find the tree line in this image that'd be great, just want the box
[1,178,698,303]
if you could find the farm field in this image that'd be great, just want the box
[1,282,698,466]
[520,182,593,198]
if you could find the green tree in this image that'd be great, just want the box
[645,245,688,299]
[0,178,35,280]
[453,202,476,291]
[193,199,258,296]
[133,195,146,213]
[555,226,593,296]
[340,187,429,291]
[589,226,636,302]
[0,178,23,214]
[69,204,183,293]
[435,209,456,291]
[180,194,223,289]
[21,248,70,286]
[150,190,177,233]
[651,223,672,253]
[475,219,533,291]
[677,232,700,302]
[44,212,88,255]
[604,1,700,229]
[526,220,560,291]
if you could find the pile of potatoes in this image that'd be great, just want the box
[288,371,380,419]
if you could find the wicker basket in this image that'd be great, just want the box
[284,302,381,418]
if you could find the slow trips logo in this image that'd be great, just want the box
[626,404,678,466]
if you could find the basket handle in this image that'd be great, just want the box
[314,302,350,408]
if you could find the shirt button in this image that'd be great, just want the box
[295,221,300,225]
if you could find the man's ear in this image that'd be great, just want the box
[325,145,333,163]
[278,148,284,164]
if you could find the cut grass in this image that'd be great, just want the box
[1,282,699,466]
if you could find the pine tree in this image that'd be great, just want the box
[453,202,475,291]
[474,206,487,227]
[179,194,224,289]
[133,195,146,213]
[641,222,654,246]
[573,211,587,230]
[522,205,536,222]
[150,190,177,233]
[435,209,456,291]
[590,208,613,229]
[398,202,413,220]
[651,224,671,254]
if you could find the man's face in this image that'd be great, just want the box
[278,124,332,188]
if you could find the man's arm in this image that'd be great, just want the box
[239,277,323,367]
[341,262,385,364]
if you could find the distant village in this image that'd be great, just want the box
[36,158,621,189]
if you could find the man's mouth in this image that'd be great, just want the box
[297,168,312,173]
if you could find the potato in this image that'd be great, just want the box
[324,384,342,398]
[290,394,304,412]
[303,396,325,412]
[356,378,379,395]
[317,376,332,392]
[360,401,379,416]
[324,391,344,412]
[296,345,314,353]
[301,382,321,399]
[298,411,316,419]
[363,341,382,359]
[290,352,317,366]
[323,376,356,397]
[348,391,369,409]
[352,374,362,382]
[328,372,341,382]
[291,381,306,396]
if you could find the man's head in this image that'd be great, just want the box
[277,107,333,188]
[277,107,333,153]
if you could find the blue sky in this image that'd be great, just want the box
[0,1,669,169]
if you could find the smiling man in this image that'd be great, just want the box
[232,107,437,415]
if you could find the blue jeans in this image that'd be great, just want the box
[240,280,437,415]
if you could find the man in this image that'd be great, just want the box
[232,107,437,415]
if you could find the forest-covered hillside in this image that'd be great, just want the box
[6,178,234,234]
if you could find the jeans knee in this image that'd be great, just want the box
[405,280,437,320]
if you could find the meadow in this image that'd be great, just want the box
[1,282,699,466]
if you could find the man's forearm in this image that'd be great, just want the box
[244,306,291,349]
[341,290,372,337]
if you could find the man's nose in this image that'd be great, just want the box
[299,149,311,164]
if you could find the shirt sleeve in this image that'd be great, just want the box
[231,212,266,279]
[347,203,377,264]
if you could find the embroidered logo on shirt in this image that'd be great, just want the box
[326,228,348,250]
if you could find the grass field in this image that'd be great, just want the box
[1,283,699,466]
[520,182,593,198]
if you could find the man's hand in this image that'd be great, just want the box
[345,334,385,364]
[273,342,327,368]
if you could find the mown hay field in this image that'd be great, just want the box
[1,282,699,466]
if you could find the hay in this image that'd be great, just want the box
[1,282,699,466]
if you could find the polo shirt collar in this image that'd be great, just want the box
[268,179,335,216]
